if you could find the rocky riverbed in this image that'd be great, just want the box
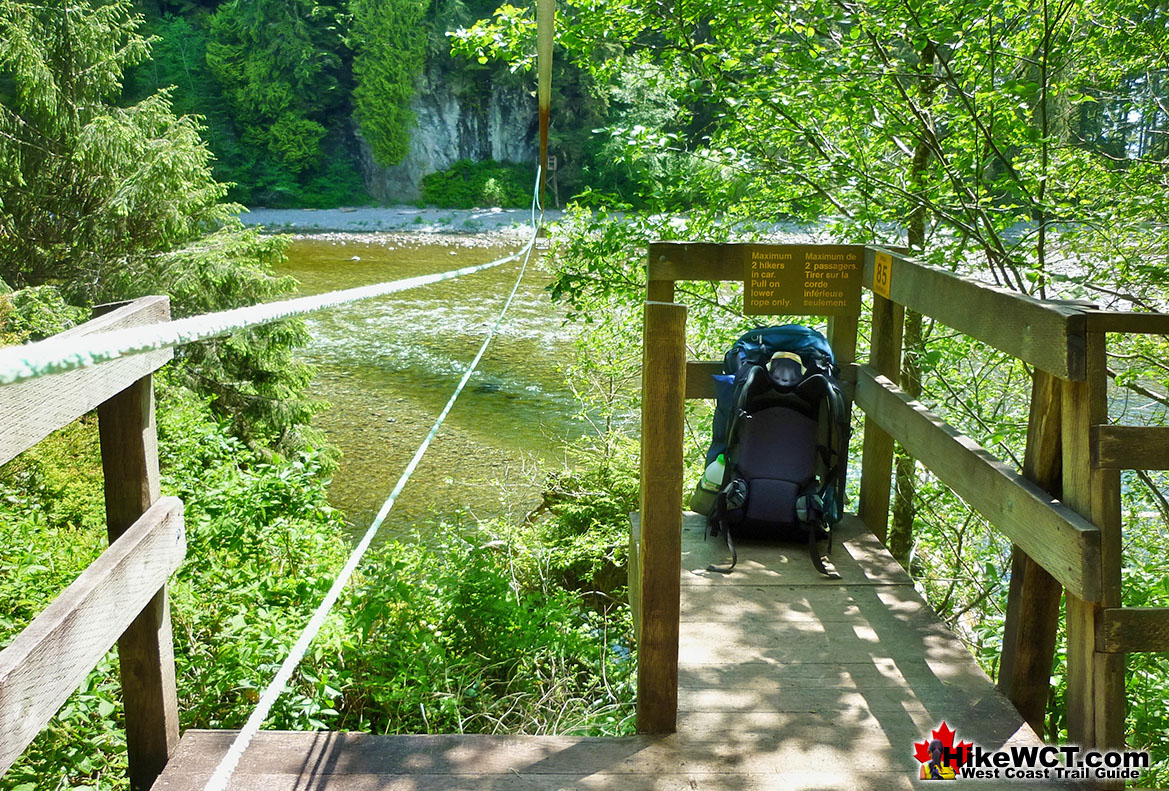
[239,206,563,235]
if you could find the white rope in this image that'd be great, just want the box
[200,173,542,791]
[0,244,533,387]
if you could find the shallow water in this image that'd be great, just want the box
[275,235,583,536]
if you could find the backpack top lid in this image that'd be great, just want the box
[724,324,836,376]
[768,351,805,388]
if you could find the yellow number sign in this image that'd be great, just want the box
[873,251,893,299]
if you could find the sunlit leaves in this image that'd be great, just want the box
[351,0,428,167]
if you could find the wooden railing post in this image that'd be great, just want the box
[827,311,861,521]
[998,369,1064,735]
[1061,330,1123,751]
[857,293,904,542]
[95,303,180,791]
[636,299,686,733]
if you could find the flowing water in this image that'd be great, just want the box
[274,234,584,536]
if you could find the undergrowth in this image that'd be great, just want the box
[420,159,531,209]
[0,374,635,791]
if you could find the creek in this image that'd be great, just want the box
[274,234,584,537]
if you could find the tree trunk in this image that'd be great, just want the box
[889,310,922,566]
[887,42,935,568]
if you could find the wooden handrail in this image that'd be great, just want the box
[0,296,182,790]
[861,247,1088,381]
[1099,608,1169,653]
[1091,425,1169,470]
[0,296,172,466]
[0,497,185,777]
[854,365,1102,601]
[1085,309,1169,335]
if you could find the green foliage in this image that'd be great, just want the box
[449,3,536,71]
[514,0,1168,285]
[421,159,531,208]
[122,16,243,192]
[200,0,370,207]
[0,0,229,302]
[0,0,325,451]
[449,6,654,205]
[532,442,639,598]
[206,0,346,175]
[126,13,369,208]
[298,153,371,209]
[0,375,635,789]
[155,384,352,731]
[336,527,634,734]
[0,286,87,342]
[351,0,428,167]
[157,229,325,450]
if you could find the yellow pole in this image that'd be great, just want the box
[537,0,555,206]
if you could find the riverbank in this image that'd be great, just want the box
[239,206,564,234]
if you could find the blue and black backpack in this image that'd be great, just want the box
[699,325,848,577]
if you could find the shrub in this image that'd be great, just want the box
[0,375,635,790]
[421,159,531,209]
[335,527,634,735]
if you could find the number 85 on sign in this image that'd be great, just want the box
[873,252,893,299]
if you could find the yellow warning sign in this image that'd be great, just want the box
[743,244,863,316]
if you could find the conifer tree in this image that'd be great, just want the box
[351,0,428,166]
[0,0,320,450]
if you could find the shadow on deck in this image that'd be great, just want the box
[151,514,1077,791]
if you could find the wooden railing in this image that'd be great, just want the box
[631,241,1169,756]
[3,256,1167,784]
[0,297,184,791]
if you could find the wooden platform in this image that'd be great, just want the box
[152,514,1079,790]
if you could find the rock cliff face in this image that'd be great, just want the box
[359,64,538,202]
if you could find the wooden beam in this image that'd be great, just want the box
[855,365,1101,601]
[827,312,860,519]
[998,369,1064,736]
[1091,425,1169,470]
[1085,309,1169,335]
[685,361,723,400]
[98,368,180,790]
[0,497,185,778]
[1099,608,1169,654]
[862,247,1087,380]
[647,280,675,302]
[827,316,859,369]
[0,296,172,467]
[857,295,904,543]
[637,301,686,733]
[649,242,749,283]
[628,514,642,642]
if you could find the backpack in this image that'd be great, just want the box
[697,325,847,578]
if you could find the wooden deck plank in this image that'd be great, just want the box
[153,512,1074,791]
[153,731,1071,791]
[675,512,1042,747]
[157,769,927,791]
